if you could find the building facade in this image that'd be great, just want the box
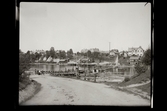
[129,56,140,65]
[81,49,88,53]
[89,48,100,53]
[128,46,144,57]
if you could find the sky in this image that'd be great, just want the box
[20,2,151,53]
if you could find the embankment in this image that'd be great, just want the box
[19,80,41,105]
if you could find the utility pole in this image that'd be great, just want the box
[109,42,110,53]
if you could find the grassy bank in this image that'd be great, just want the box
[19,80,41,104]
[118,68,150,87]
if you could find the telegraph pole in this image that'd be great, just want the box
[109,42,110,53]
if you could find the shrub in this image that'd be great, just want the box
[124,77,130,82]
[141,48,151,66]
[135,62,148,75]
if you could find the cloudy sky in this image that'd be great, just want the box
[20,2,151,53]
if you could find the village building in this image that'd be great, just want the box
[109,49,119,56]
[46,56,53,62]
[89,48,100,53]
[119,51,124,55]
[55,50,65,54]
[36,50,46,55]
[52,58,60,63]
[42,56,47,61]
[129,56,140,65]
[99,50,109,54]
[123,52,128,57]
[128,46,144,57]
[38,55,45,62]
[81,49,88,53]
[59,59,68,65]
[109,51,115,56]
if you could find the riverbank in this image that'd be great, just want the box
[19,80,41,105]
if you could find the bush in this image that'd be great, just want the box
[19,72,31,86]
[141,48,151,66]
[135,62,148,75]
[124,77,130,82]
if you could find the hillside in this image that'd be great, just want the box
[118,67,151,95]
[119,67,150,86]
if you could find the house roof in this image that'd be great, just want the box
[128,46,144,52]
[46,56,53,61]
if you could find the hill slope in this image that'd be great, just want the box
[118,67,151,95]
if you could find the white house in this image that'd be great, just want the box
[129,56,140,65]
[38,56,43,61]
[46,56,53,62]
[109,51,115,56]
[123,52,128,57]
[52,58,60,63]
[90,48,100,53]
[128,46,144,57]
[43,57,47,61]
[81,49,88,53]
[109,49,119,56]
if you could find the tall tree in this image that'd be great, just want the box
[87,50,91,58]
[19,50,30,75]
[69,49,73,55]
[77,52,80,56]
[50,47,55,58]
[59,50,66,59]
[45,50,50,59]
[141,48,151,66]
[35,52,41,60]
[67,49,73,59]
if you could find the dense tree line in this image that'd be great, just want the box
[19,49,31,75]
[21,47,74,63]
[135,48,151,75]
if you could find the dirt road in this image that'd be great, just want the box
[21,74,150,106]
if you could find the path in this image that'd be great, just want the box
[21,74,150,106]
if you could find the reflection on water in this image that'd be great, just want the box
[29,63,135,75]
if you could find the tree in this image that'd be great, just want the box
[59,50,66,59]
[19,50,30,75]
[77,52,80,56]
[93,52,100,59]
[45,50,50,59]
[134,48,151,75]
[141,48,151,66]
[50,47,55,58]
[134,61,148,75]
[69,49,73,55]
[35,52,42,60]
[67,49,73,59]
[87,50,91,58]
